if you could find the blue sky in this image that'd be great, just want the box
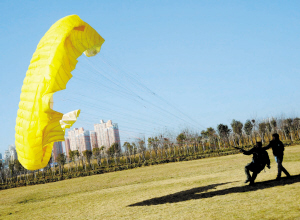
[1,1,300,155]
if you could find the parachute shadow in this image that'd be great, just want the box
[128,175,300,206]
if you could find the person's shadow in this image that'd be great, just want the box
[128,174,300,206]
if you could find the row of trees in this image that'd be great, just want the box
[9,117,300,173]
[1,116,299,189]
[215,117,300,146]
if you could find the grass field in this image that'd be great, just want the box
[1,146,300,220]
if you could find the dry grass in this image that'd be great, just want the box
[1,146,300,220]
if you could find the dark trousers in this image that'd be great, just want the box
[275,155,290,178]
[245,162,259,183]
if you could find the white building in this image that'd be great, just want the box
[67,127,84,151]
[4,150,10,163]
[8,145,17,161]
[65,120,121,154]
[94,120,121,150]
[90,131,98,149]
[67,127,92,155]
[79,130,92,152]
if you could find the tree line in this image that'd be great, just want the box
[1,116,299,190]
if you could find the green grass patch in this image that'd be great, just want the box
[0,146,300,219]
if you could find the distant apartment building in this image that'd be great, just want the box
[0,153,2,160]
[52,142,64,162]
[67,127,91,155]
[65,137,71,158]
[8,145,17,161]
[4,150,10,164]
[79,130,92,152]
[65,120,121,155]
[90,131,98,149]
[94,120,121,150]
[68,127,84,151]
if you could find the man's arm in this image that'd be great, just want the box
[263,142,272,151]
[242,147,254,155]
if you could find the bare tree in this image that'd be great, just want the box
[217,124,231,147]
[136,138,146,162]
[82,150,93,169]
[231,120,243,146]
[148,137,159,159]
[271,118,277,133]
[123,142,132,164]
[244,120,253,145]
[57,153,66,175]
[92,147,101,166]
[258,122,267,144]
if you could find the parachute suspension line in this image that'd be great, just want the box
[77,117,155,134]
[57,103,180,136]
[78,110,171,132]
[75,118,155,142]
[64,67,197,131]
[79,110,176,130]
[57,93,180,129]
[57,91,179,133]
[95,54,203,130]
[97,53,204,129]
[56,40,202,145]
[73,62,151,106]
[75,58,200,131]
[83,57,141,99]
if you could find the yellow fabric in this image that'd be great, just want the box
[60,110,81,131]
[15,15,105,170]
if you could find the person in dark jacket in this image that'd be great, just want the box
[241,142,270,185]
[263,133,290,180]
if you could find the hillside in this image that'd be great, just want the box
[1,146,300,219]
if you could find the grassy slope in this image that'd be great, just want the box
[1,146,300,220]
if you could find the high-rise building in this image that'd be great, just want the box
[9,145,17,161]
[90,131,98,149]
[67,127,93,155]
[94,120,121,150]
[79,130,92,152]
[4,150,10,163]
[0,153,2,160]
[65,137,71,158]
[65,120,121,155]
[108,122,121,147]
[52,142,64,162]
[68,127,84,151]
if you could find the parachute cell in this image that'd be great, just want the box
[15,15,105,170]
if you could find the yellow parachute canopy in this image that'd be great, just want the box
[15,15,105,170]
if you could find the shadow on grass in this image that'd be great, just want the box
[129,175,300,206]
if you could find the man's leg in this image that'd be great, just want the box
[249,172,258,185]
[250,162,261,185]
[281,166,290,177]
[244,163,252,183]
[275,155,290,179]
[279,155,290,177]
